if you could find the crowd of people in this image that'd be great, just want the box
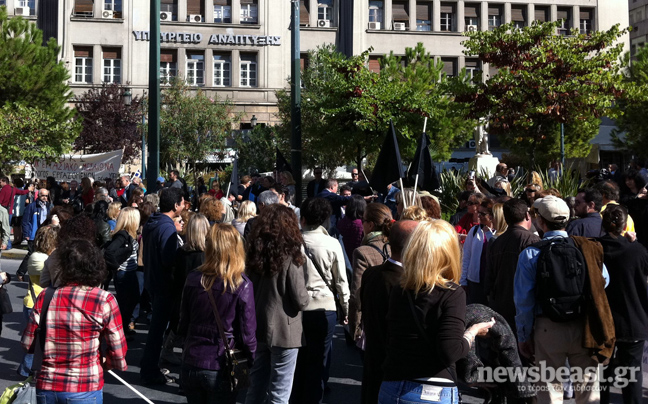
[0,160,646,404]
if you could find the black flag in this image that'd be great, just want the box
[370,121,405,193]
[228,156,240,197]
[276,147,292,173]
[407,131,440,192]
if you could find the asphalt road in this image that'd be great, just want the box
[0,258,637,404]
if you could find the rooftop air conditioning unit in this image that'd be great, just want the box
[102,10,114,18]
[317,19,330,28]
[160,11,172,21]
[466,24,478,32]
[15,6,30,16]
[393,22,406,31]
[189,14,203,22]
[368,21,381,30]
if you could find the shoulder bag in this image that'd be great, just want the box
[206,288,250,392]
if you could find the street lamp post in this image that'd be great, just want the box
[290,0,302,206]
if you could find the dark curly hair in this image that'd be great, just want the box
[58,214,97,244]
[420,196,441,220]
[364,203,393,238]
[300,197,332,227]
[602,204,627,237]
[58,239,107,287]
[345,195,366,221]
[92,200,110,221]
[246,204,305,275]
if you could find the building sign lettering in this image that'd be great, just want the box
[133,31,281,46]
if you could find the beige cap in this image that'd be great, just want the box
[533,195,570,224]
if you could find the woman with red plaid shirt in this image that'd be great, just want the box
[21,239,127,404]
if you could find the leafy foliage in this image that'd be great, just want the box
[0,104,81,171]
[536,165,584,198]
[158,77,239,173]
[453,21,630,168]
[0,6,75,125]
[233,125,288,174]
[611,46,648,156]
[435,169,466,215]
[275,43,474,170]
[74,83,143,162]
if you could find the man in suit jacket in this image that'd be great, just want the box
[306,168,327,198]
[485,198,540,335]
[359,220,419,404]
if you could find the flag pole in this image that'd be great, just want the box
[108,370,155,404]
[399,178,407,209]
[412,118,427,206]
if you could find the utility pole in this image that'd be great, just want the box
[148,0,161,192]
[290,0,302,205]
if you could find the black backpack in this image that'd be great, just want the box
[534,237,589,323]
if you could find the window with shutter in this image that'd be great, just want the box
[488,6,501,30]
[214,0,231,22]
[102,48,121,84]
[369,1,384,24]
[160,0,177,18]
[74,0,93,16]
[440,2,454,31]
[579,8,593,34]
[187,0,203,17]
[511,6,525,28]
[392,1,409,21]
[74,46,93,84]
[240,0,258,24]
[240,53,258,87]
[534,7,548,22]
[464,4,479,31]
[465,59,481,82]
[186,53,205,86]
[441,58,457,77]
[300,0,310,25]
[557,8,570,35]
[416,2,431,31]
[213,53,231,87]
[160,50,177,84]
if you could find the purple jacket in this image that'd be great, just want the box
[178,270,257,370]
[337,216,364,258]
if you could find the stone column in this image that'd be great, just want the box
[205,0,214,23]
[93,44,102,84]
[480,1,488,31]
[457,0,465,32]
[309,0,317,27]
[432,0,440,31]
[232,0,240,24]
[231,49,240,87]
[504,2,511,24]
[205,48,214,87]
[384,0,393,30]
[178,0,188,22]
[408,0,416,31]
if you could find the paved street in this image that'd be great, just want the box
[0,258,638,404]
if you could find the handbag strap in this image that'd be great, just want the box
[28,276,36,303]
[302,242,337,300]
[367,243,389,262]
[31,287,57,372]
[205,285,234,362]
[405,290,459,385]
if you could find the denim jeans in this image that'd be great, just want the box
[131,271,145,321]
[290,310,337,404]
[36,389,102,404]
[140,292,174,378]
[17,306,34,377]
[245,343,299,404]
[113,270,140,330]
[378,381,459,404]
[181,364,236,404]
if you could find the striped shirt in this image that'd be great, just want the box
[21,286,127,392]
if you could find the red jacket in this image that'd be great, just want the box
[0,184,29,214]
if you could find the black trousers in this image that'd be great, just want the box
[600,340,644,404]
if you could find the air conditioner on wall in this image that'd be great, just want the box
[317,19,330,28]
[393,22,406,30]
[160,11,172,21]
[368,21,381,30]
[102,10,114,18]
[466,24,478,32]
[189,14,203,22]
[15,6,30,16]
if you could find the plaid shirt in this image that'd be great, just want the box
[21,286,127,392]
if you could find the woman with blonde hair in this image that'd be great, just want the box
[395,188,422,219]
[178,224,257,404]
[103,207,141,335]
[379,220,495,404]
[232,200,257,236]
[400,205,428,222]
[107,202,121,231]
[491,203,508,236]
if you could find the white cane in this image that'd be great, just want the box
[108,370,155,404]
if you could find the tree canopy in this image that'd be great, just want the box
[0,6,75,124]
[74,84,143,162]
[611,46,648,157]
[275,43,474,171]
[453,21,631,167]
[159,77,239,173]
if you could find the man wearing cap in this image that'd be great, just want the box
[514,195,611,403]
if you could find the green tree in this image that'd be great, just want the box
[159,77,239,181]
[0,104,81,172]
[74,83,143,163]
[453,21,630,167]
[233,125,288,174]
[275,43,474,171]
[611,46,648,156]
[0,6,75,125]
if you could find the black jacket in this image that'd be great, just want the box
[484,225,540,333]
[306,179,327,198]
[103,230,134,272]
[598,234,648,341]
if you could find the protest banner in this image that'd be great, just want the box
[25,150,124,182]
